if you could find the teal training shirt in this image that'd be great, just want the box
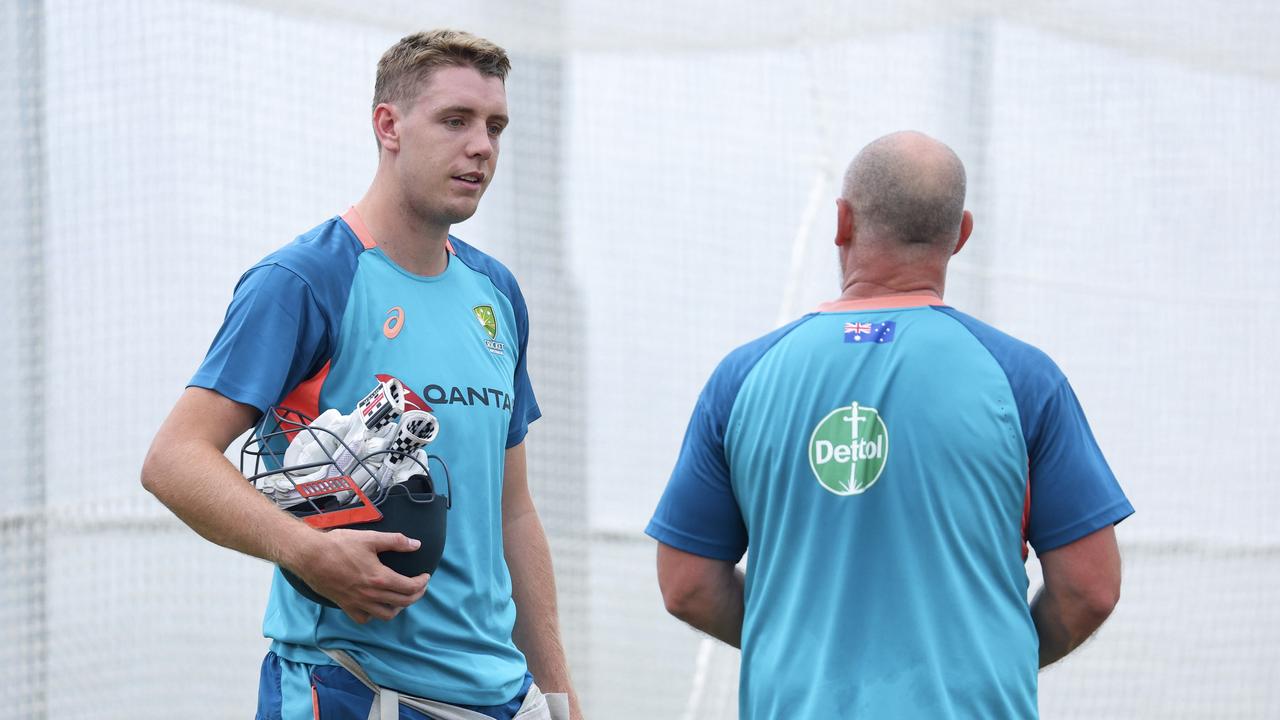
[647,295,1133,719]
[191,210,539,705]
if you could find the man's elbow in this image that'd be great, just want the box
[1080,577,1121,625]
[660,577,706,622]
[658,565,729,626]
[656,543,739,629]
[140,436,181,499]
[139,444,164,496]
[1051,573,1121,636]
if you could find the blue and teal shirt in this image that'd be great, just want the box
[191,208,539,706]
[646,294,1133,719]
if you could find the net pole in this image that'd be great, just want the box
[776,45,838,327]
[10,0,49,717]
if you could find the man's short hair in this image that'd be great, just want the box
[843,133,967,247]
[373,29,511,111]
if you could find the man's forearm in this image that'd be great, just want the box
[1030,583,1113,668]
[1032,526,1123,668]
[142,390,430,624]
[140,394,316,568]
[504,509,581,715]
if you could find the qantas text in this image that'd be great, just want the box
[421,384,512,411]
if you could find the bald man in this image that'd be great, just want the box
[646,132,1132,718]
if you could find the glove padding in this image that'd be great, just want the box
[256,396,437,509]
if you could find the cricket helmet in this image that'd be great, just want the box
[239,375,452,607]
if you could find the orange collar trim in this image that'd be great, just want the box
[341,206,377,249]
[340,206,456,255]
[815,294,945,312]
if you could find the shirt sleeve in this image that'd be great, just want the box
[504,278,541,449]
[645,377,749,563]
[188,263,331,414]
[645,317,814,562]
[1026,377,1134,553]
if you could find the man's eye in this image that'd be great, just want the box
[445,118,464,128]
[488,125,504,136]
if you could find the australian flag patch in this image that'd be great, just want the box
[844,320,896,344]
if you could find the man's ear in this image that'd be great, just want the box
[372,102,401,153]
[953,209,974,256]
[835,198,854,247]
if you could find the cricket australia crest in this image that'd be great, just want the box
[473,305,505,355]
[473,305,498,338]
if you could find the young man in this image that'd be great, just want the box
[647,131,1132,718]
[142,30,580,720]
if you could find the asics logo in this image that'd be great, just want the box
[383,306,405,339]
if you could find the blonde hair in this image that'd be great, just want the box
[373,29,511,111]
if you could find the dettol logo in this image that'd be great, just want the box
[808,402,889,495]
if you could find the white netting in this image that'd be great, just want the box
[2,1,1277,718]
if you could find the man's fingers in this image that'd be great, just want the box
[370,570,430,599]
[342,574,429,623]
[360,578,429,607]
[365,531,421,553]
[368,604,402,622]
[343,599,408,623]
[346,571,428,608]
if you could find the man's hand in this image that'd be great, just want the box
[502,443,583,718]
[141,388,431,625]
[284,529,430,623]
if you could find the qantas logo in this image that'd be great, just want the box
[383,307,405,339]
[421,384,513,412]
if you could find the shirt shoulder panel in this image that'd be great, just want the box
[645,315,818,561]
[447,237,541,447]
[189,217,365,413]
[256,216,366,319]
[932,306,1133,551]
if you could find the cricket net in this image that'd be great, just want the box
[1,1,1277,717]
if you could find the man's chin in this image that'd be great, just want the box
[443,201,481,226]
[409,197,483,229]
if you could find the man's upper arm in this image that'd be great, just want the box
[646,318,813,563]
[656,541,736,591]
[645,388,748,563]
[1020,373,1133,553]
[190,263,331,414]
[934,310,1134,553]
[141,388,261,503]
[1037,523,1122,612]
[501,442,534,524]
[157,387,261,453]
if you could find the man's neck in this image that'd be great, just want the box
[835,279,944,303]
[354,189,451,277]
[834,246,949,303]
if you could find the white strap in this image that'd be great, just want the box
[322,648,525,720]
[540,692,570,720]
[379,687,399,720]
